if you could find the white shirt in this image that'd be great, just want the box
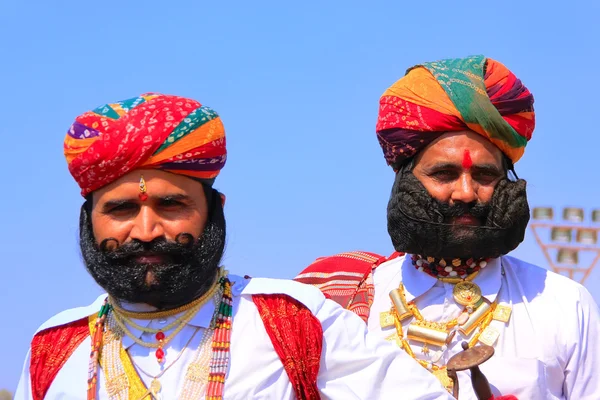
[368,255,600,400]
[15,274,453,400]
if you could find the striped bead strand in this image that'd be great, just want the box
[87,298,110,400]
[206,278,233,400]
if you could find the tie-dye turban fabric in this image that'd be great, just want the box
[376,55,535,167]
[64,93,226,196]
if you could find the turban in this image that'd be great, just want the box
[376,55,535,167]
[64,93,226,196]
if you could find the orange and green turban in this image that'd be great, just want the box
[376,55,535,167]
[64,93,226,196]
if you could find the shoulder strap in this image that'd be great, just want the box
[295,251,399,322]
[30,317,90,400]
[253,294,323,400]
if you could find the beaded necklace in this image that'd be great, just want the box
[108,270,225,363]
[411,254,489,279]
[87,275,234,400]
[132,327,201,399]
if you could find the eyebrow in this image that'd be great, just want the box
[425,162,503,174]
[100,193,194,211]
[101,198,136,212]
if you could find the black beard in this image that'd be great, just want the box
[386,171,530,259]
[79,192,226,309]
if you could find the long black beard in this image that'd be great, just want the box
[79,190,226,310]
[386,171,530,259]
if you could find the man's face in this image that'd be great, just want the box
[92,169,208,261]
[82,170,213,303]
[411,130,505,226]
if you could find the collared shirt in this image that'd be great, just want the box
[15,274,453,400]
[368,254,600,400]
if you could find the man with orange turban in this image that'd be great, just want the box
[296,56,600,399]
[14,94,455,399]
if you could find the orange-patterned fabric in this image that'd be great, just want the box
[30,317,90,400]
[376,55,535,166]
[253,294,323,400]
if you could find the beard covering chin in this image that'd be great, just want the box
[79,188,226,309]
[386,170,530,260]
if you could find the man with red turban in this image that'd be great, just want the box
[296,56,600,399]
[14,93,454,399]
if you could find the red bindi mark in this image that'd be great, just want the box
[462,149,473,169]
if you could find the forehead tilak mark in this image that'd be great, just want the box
[462,149,473,169]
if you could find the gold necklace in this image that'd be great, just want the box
[384,281,501,392]
[437,270,479,284]
[117,303,200,334]
[132,327,202,400]
[111,299,202,350]
[109,268,225,320]
[101,288,226,400]
[112,278,223,364]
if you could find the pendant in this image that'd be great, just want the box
[452,281,482,307]
[407,321,449,347]
[493,304,512,323]
[389,287,412,321]
[379,311,395,329]
[150,378,162,400]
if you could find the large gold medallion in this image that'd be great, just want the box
[453,281,482,307]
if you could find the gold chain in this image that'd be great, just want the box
[108,268,225,320]
[391,282,496,369]
[436,270,479,284]
[134,326,201,379]
[119,311,191,334]
[111,299,203,349]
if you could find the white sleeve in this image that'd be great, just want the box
[13,349,33,400]
[316,299,454,400]
[563,285,600,399]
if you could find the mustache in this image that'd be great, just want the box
[437,201,491,220]
[99,233,196,261]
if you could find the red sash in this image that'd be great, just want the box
[30,317,90,400]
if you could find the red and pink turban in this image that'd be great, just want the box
[64,93,226,196]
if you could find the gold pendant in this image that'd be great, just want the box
[380,311,395,329]
[389,287,412,321]
[150,378,162,399]
[432,367,454,393]
[478,326,500,346]
[407,320,449,347]
[493,304,512,323]
[453,281,482,307]
[459,301,491,335]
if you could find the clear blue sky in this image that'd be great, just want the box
[1,0,599,391]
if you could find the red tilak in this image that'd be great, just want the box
[462,149,473,169]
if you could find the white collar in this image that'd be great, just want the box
[117,274,247,349]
